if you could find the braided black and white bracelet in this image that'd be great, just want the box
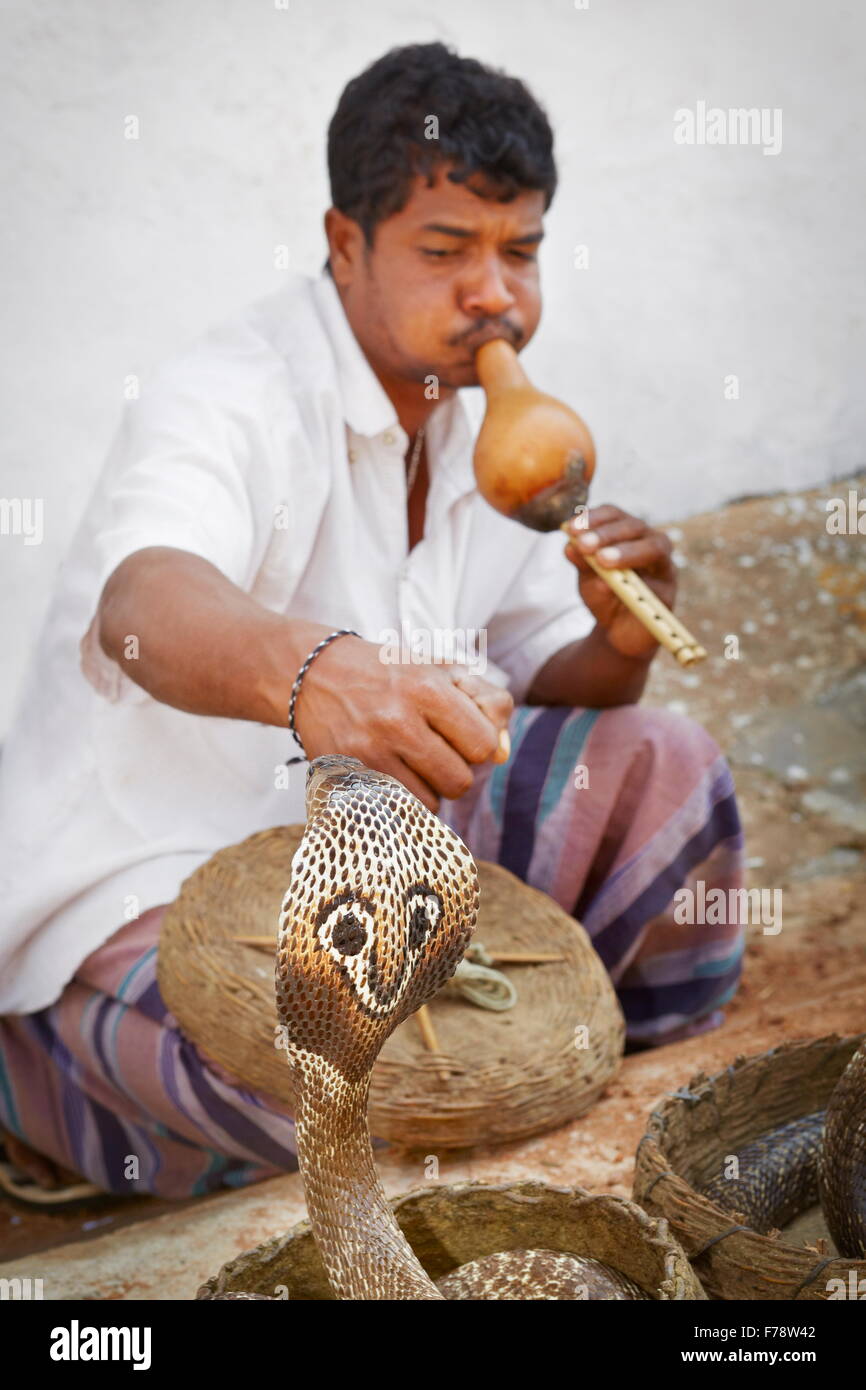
[285,629,361,765]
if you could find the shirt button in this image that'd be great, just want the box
[348,448,358,462]
[383,431,396,446]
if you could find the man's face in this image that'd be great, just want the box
[328,163,545,391]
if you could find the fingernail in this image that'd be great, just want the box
[577,530,599,550]
[598,546,621,564]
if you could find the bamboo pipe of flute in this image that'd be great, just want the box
[575,542,707,667]
[472,339,707,667]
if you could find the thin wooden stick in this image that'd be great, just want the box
[233,934,453,1081]
[234,935,566,966]
[485,951,564,963]
[414,1005,450,1082]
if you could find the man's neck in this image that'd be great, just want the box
[369,364,455,440]
[332,278,457,437]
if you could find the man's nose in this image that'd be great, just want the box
[459,257,517,320]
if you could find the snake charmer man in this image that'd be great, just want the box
[0,42,745,1199]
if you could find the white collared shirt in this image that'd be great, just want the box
[0,270,593,1012]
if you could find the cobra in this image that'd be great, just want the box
[701,1040,866,1255]
[209,754,865,1297]
[219,753,646,1301]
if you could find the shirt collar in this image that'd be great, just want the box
[313,270,400,438]
[312,270,483,502]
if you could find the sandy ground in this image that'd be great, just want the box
[1,472,864,1294]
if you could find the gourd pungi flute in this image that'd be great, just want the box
[472,339,707,667]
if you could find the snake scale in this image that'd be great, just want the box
[701,1044,866,1256]
[210,754,865,1299]
[213,754,646,1300]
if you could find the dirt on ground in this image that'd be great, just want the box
[2,471,865,1262]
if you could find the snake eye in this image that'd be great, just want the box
[332,911,366,956]
[406,887,443,950]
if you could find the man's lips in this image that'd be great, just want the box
[451,323,522,354]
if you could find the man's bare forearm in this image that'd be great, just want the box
[525,622,655,708]
[93,546,332,726]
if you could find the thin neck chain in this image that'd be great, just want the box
[406,424,426,495]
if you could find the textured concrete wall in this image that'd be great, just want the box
[1,0,863,728]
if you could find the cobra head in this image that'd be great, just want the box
[275,755,480,1084]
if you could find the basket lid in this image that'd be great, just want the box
[157,824,624,1148]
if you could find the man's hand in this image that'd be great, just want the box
[294,636,513,812]
[564,504,677,660]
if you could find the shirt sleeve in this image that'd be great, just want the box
[484,527,595,705]
[91,373,257,601]
[80,362,260,704]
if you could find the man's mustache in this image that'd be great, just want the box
[448,320,523,349]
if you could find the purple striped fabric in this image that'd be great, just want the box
[0,704,745,1198]
[441,703,745,1045]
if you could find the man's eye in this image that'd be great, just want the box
[508,249,537,261]
[421,248,455,258]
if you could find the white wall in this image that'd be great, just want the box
[1,0,863,730]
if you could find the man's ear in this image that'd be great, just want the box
[324,207,365,288]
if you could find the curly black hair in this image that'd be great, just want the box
[326,42,557,253]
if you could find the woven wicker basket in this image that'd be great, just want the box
[157,824,624,1149]
[633,1032,866,1300]
[196,1180,706,1300]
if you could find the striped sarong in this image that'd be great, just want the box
[0,703,744,1198]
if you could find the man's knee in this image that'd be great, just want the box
[592,703,723,766]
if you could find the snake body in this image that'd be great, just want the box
[700,1043,866,1255]
[210,752,865,1296]
[266,754,648,1300]
[819,1041,866,1255]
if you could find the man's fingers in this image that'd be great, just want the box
[587,536,673,573]
[564,537,601,574]
[568,504,624,531]
[377,752,442,813]
[572,517,651,553]
[448,671,513,727]
[419,673,504,766]
[400,722,478,802]
[448,674,513,764]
